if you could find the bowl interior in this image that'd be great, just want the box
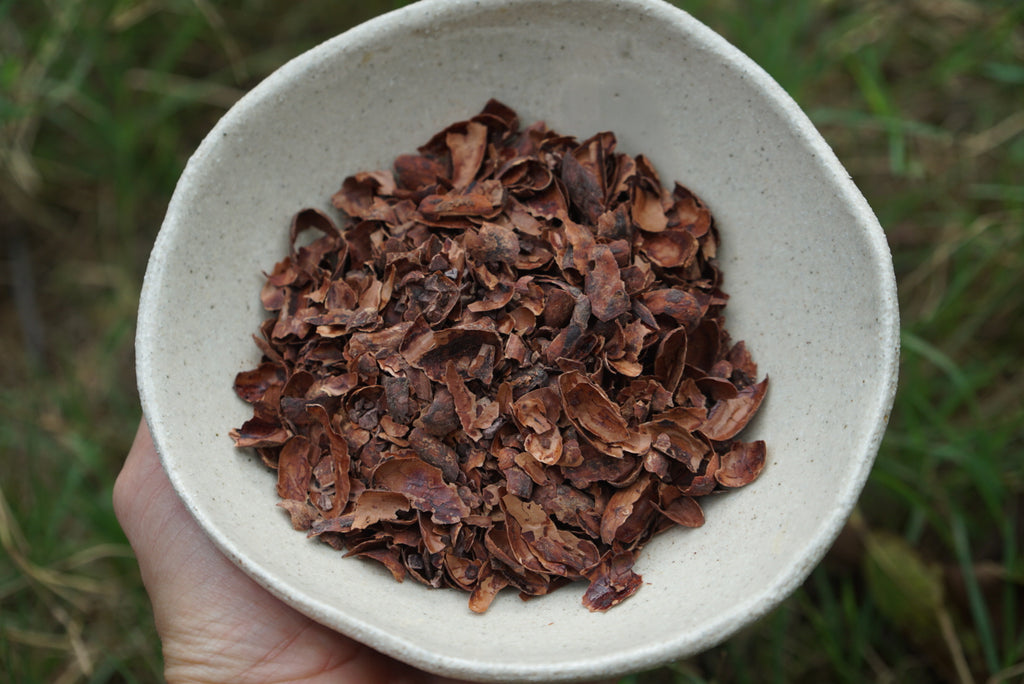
[137,0,899,680]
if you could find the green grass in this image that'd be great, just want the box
[2,0,1022,681]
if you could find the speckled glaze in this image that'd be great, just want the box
[136,0,899,681]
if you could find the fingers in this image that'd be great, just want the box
[111,419,162,539]
[112,420,470,683]
[112,422,352,679]
[112,420,179,551]
[112,421,223,596]
[112,420,237,621]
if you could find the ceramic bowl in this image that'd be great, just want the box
[136,0,899,680]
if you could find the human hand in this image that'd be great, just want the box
[114,419,464,684]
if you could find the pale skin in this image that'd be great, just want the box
[113,420,465,684]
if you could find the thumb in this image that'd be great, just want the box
[112,420,239,620]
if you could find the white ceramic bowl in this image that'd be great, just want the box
[136,0,899,681]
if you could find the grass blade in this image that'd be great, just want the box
[951,511,1000,674]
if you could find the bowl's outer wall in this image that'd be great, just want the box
[137,0,899,681]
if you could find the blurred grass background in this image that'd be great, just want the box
[1,0,1022,682]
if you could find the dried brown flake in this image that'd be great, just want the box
[585,244,631,322]
[349,490,413,530]
[276,435,313,502]
[656,487,705,528]
[231,100,769,613]
[582,551,643,612]
[559,371,631,447]
[716,440,767,488]
[371,457,471,525]
[699,377,770,441]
